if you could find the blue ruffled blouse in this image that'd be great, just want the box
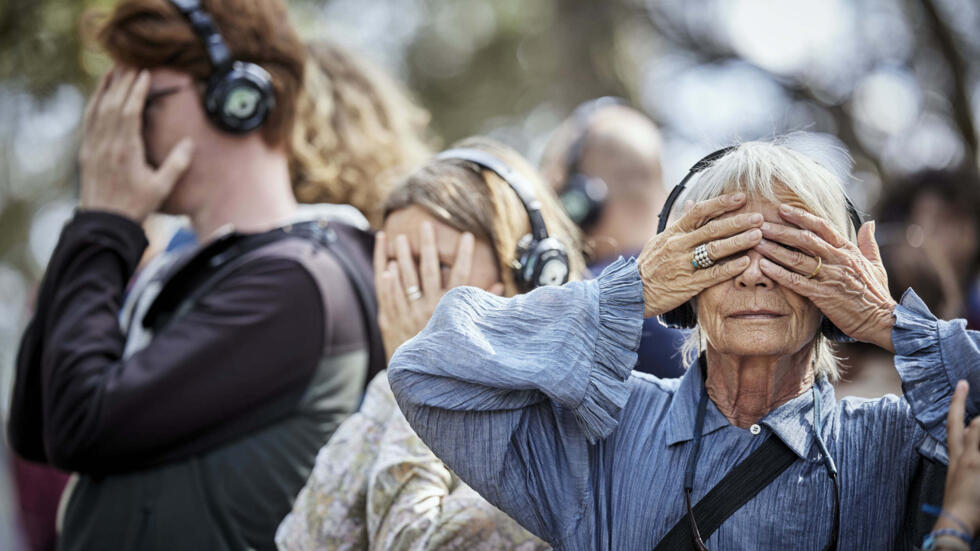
[388,258,980,550]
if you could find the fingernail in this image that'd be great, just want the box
[779,204,794,214]
[730,192,745,203]
[747,229,762,240]
[736,256,750,267]
[748,213,763,224]
[869,220,876,237]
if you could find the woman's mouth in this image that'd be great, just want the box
[728,310,785,320]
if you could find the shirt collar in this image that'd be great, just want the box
[665,365,730,446]
[665,363,837,461]
[760,376,836,460]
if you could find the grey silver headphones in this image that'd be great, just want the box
[436,148,571,292]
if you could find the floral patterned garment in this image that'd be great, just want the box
[276,371,551,551]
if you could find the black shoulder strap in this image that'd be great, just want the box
[654,435,797,550]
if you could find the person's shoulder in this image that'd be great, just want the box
[624,371,682,410]
[629,370,683,392]
[837,392,912,426]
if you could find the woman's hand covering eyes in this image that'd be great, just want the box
[637,192,762,319]
[754,204,898,351]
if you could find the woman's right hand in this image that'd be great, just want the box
[374,222,494,362]
[939,380,980,538]
[637,192,763,318]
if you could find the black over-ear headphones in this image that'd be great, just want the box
[558,96,628,230]
[655,145,862,343]
[168,0,275,134]
[436,148,571,292]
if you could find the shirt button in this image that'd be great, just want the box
[749,424,762,435]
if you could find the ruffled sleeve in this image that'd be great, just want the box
[388,258,644,546]
[893,289,980,460]
[572,257,644,440]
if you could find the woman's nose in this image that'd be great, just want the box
[734,250,774,288]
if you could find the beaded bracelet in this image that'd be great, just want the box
[923,528,972,550]
[922,504,973,535]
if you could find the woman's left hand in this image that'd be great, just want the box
[754,204,898,352]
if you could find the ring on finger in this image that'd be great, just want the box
[806,256,823,279]
[692,243,715,270]
[405,285,423,301]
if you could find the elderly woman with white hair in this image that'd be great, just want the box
[386,138,980,550]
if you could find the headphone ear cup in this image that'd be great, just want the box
[820,316,856,343]
[513,235,570,292]
[204,61,275,134]
[560,173,607,230]
[659,302,697,329]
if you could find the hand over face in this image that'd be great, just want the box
[79,67,194,223]
[637,192,763,318]
[753,204,898,351]
[374,219,503,362]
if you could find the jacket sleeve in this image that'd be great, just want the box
[387,258,643,547]
[7,211,326,474]
[892,288,980,462]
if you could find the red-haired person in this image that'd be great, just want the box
[7,1,376,548]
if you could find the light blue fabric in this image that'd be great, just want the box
[388,258,980,550]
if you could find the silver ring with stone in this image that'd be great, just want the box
[405,285,423,301]
[692,244,715,270]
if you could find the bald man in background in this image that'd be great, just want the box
[540,98,685,378]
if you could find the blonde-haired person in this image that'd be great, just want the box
[387,137,980,549]
[290,39,433,228]
[276,137,584,551]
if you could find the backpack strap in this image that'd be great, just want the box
[142,220,385,388]
[653,435,797,550]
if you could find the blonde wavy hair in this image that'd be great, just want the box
[290,39,434,227]
[384,137,587,296]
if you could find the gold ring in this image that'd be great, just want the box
[807,256,822,279]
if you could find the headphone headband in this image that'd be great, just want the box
[169,0,232,71]
[436,148,548,241]
[435,147,570,291]
[566,96,628,176]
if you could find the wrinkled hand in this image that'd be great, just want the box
[79,68,194,223]
[754,204,897,351]
[374,222,502,362]
[938,381,980,537]
[638,192,763,318]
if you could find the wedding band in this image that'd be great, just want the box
[807,257,822,279]
[692,244,715,270]
[405,285,422,301]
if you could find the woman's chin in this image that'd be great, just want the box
[708,322,806,358]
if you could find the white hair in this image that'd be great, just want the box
[672,137,858,381]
